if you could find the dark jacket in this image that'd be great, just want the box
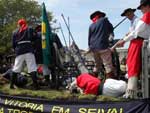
[33,32,63,65]
[88,17,113,50]
[33,31,43,64]
[12,27,35,56]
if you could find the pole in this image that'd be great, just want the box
[68,17,71,47]
[61,14,76,43]
[59,23,68,48]
[113,17,127,30]
[61,14,86,64]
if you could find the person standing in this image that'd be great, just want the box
[88,11,115,78]
[10,19,38,89]
[112,0,150,98]
[120,8,139,79]
[121,8,139,34]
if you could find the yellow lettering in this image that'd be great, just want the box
[36,104,43,112]
[120,108,123,113]
[97,109,100,113]
[33,104,38,110]
[27,103,35,110]
[107,109,111,113]
[7,109,33,113]
[14,109,20,113]
[52,106,61,113]
[79,108,87,113]
[7,109,13,113]
[88,108,97,113]
[64,108,70,113]
[101,109,105,113]
[5,99,14,105]
[97,109,105,113]
[110,108,117,113]
[20,111,28,113]
[52,106,65,113]
[18,101,27,108]
[0,108,4,113]
[13,100,19,106]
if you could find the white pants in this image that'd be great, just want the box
[102,79,127,97]
[13,53,37,73]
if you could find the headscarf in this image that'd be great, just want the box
[17,19,28,33]
[92,15,100,23]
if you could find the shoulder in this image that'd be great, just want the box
[99,17,111,24]
[97,17,106,23]
[102,17,109,22]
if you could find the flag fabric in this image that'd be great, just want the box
[42,3,53,65]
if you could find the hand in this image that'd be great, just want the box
[115,39,125,47]
[110,47,115,52]
[110,39,125,52]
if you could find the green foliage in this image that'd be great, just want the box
[0,0,53,54]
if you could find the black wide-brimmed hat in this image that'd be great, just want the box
[90,11,106,20]
[121,8,136,16]
[137,0,150,9]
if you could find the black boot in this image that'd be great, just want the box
[45,75,50,83]
[10,72,17,89]
[30,71,39,90]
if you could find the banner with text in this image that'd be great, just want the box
[0,93,149,113]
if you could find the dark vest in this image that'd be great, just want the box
[12,27,34,56]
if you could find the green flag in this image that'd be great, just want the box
[42,3,52,65]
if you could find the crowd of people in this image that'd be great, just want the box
[0,0,149,99]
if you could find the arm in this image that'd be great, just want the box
[123,20,146,42]
[111,12,150,50]
[123,12,150,42]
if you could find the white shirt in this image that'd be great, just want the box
[123,13,150,42]
[129,15,139,32]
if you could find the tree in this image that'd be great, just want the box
[0,0,53,54]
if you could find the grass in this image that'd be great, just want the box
[0,83,127,102]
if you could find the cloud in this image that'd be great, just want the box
[35,0,60,8]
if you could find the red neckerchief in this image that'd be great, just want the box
[17,19,28,33]
[92,16,100,23]
[141,11,150,24]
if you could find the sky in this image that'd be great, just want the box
[35,0,141,50]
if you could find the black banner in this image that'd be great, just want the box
[0,93,149,113]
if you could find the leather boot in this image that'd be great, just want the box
[45,75,50,85]
[30,71,39,90]
[10,72,17,89]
